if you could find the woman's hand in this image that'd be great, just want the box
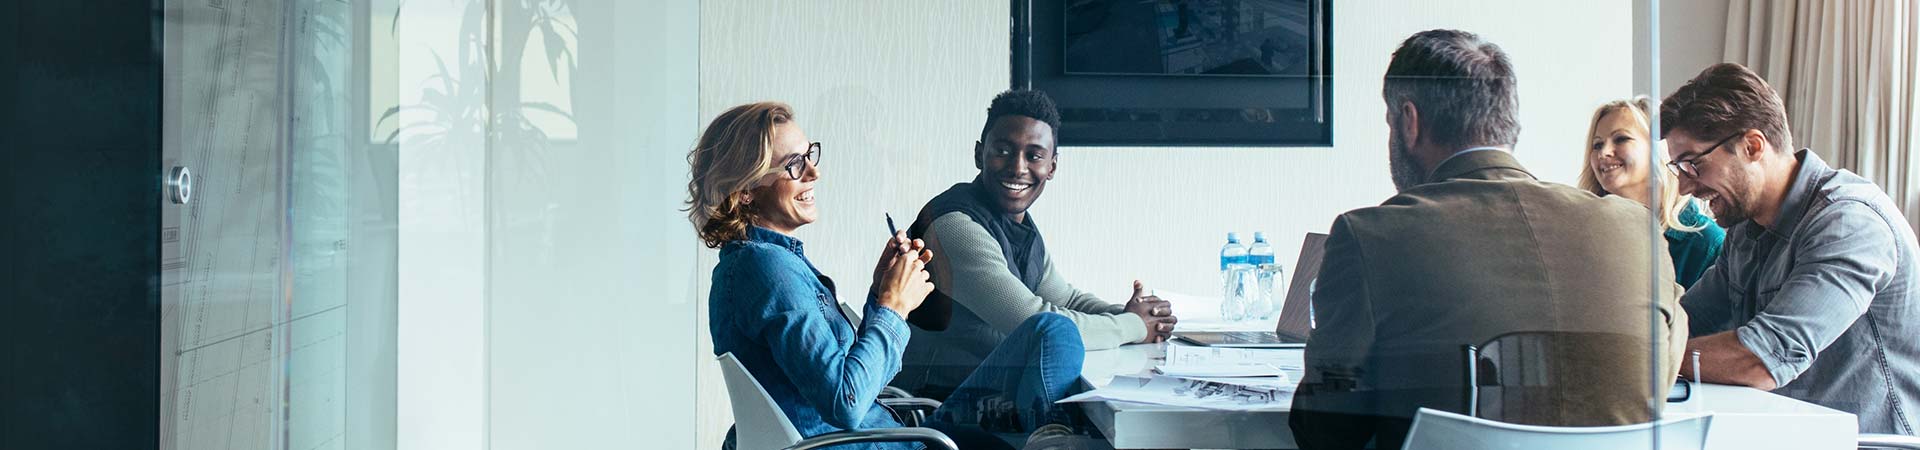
[871,231,936,317]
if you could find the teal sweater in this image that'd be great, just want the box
[1664,199,1725,288]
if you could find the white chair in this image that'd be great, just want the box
[717,353,957,450]
[1860,433,1920,449]
[837,302,862,324]
[834,302,943,426]
[1400,407,1711,450]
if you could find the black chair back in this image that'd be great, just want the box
[1463,331,1658,427]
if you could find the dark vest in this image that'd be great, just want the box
[892,180,1049,395]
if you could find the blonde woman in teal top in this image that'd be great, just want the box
[1578,97,1726,288]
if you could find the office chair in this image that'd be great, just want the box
[717,353,957,450]
[877,387,941,427]
[833,301,944,426]
[1464,331,1664,426]
[1860,433,1920,449]
[1401,407,1711,450]
[1399,331,1713,449]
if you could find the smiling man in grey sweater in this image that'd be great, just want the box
[889,90,1178,400]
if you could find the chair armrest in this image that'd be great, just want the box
[783,428,957,450]
[878,397,942,427]
[877,397,942,410]
[1860,433,1920,450]
[880,386,914,399]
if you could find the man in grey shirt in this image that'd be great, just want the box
[1662,63,1920,435]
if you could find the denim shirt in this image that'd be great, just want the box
[710,227,919,449]
[1682,150,1920,435]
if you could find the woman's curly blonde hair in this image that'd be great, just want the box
[685,102,793,248]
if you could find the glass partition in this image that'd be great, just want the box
[160,0,292,447]
[162,0,399,448]
[163,0,700,449]
[160,0,1900,448]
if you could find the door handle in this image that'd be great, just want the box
[167,166,191,205]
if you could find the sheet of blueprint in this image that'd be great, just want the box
[1059,375,1296,411]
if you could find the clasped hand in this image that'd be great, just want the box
[870,231,935,317]
[1123,281,1179,343]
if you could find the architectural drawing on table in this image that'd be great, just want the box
[1172,378,1280,404]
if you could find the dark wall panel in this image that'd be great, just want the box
[2,1,162,449]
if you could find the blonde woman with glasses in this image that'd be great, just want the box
[688,102,1084,450]
[1577,96,1725,287]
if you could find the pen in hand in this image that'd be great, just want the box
[886,213,932,264]
[885,213,912,258]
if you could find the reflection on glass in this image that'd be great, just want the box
[160,0,291,448]
[162,0,397,449]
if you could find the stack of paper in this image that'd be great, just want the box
[1059,344,1301,410]
[1058,375,1293,411]
[1165,344,1303,371]
[1154,363,1286,378]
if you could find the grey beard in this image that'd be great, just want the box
[1389,139,1423,192]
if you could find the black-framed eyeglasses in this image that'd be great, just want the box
[781,142,822,180]
[1667,131,1746,178]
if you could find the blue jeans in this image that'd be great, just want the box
[926,313,1086,434]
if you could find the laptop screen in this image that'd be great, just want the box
[1274,232,1329,339]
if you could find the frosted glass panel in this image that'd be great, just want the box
[160,0,289,448]
[163,0,396,449]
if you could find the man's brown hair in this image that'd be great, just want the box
[1659,63,1793,152]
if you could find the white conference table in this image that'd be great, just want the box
[1072,301,1858,450]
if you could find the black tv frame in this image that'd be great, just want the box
[1013,0,1334,147]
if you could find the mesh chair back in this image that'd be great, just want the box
[1470,331,1659,426]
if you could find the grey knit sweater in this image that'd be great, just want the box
[891,212,1150,394]
[919,212,1148,348]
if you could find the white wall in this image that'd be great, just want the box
[1043,0,1640,301]
[694,0,1645,445]
[1660,0,1732,96]
[485,1,700,449]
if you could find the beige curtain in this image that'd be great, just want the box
[1724,0,1920,231]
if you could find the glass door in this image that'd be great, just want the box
[161,1,394,449]
[159,0,292,447]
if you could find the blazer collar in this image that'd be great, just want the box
[1425,148,1535,184]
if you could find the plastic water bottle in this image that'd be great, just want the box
[1251,263,1282,320]
[1246,233,1278,320]
[1248,232,1276,266]
[1220,233,1249,321]
[1306,277,1318,328]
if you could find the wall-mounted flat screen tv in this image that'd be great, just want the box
[1015,0,1332,147]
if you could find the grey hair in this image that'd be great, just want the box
[1382,29,1521,150]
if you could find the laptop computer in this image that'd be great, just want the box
[1172,232,1328,348]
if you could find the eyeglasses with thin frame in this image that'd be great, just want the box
[1667,131,1746,179]
[780,142,822,180]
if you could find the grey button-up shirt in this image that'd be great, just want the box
[1684,150,1920,435]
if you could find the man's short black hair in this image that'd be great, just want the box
[1382,29,1521,150]
[979,90,1062,143]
